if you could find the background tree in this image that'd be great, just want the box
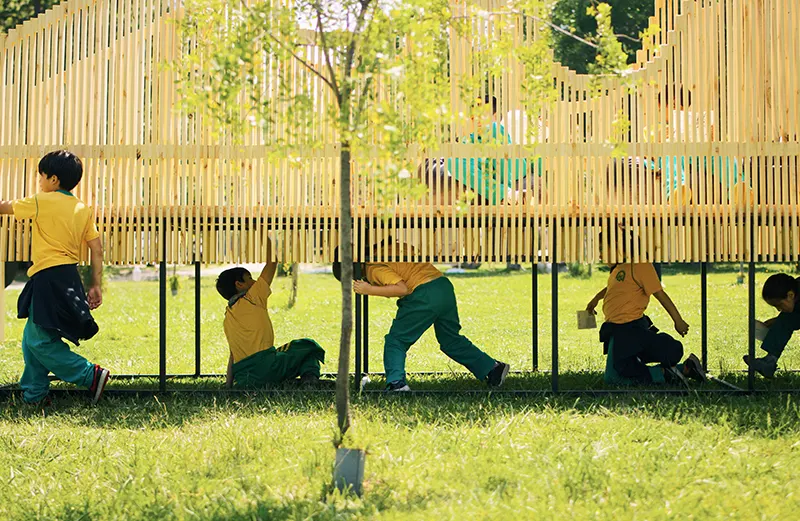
[1,0,59,32]
[551,0,654,73]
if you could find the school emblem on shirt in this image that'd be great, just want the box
[616,270,626,282]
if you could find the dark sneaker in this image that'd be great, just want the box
[683,354,707,383]
[299,374,336,389]
[89,365,110,404]
[743,354,778,379]
[385,380,411,392]
[486,362,510,388]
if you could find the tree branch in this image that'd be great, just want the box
[313,4,341,102]
[266,32,338,94]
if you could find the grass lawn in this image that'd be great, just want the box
[1,265,800,519]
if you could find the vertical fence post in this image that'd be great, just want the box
[551,229,558,393]
[748,260,756,392]
[194,261,201,377]
[354,291,362,389]
[159,221,167,393]
[701,262,708,370]
[532,263,538,371]
[0,262,5,344]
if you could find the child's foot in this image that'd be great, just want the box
[743,354,778,379]
[486,362,510,388]
[89,365,110,404]
[682,354,707,382]
[385,380,411,392]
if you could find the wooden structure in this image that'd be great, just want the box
[0,0,797,389]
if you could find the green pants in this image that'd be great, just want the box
[384,277,495,384]
[232,338,325,389]
[761,308,800,359]
[19,314,95,403]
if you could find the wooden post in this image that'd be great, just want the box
[0,262,5,344]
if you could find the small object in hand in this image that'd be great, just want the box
[577,310,597,330]
[755,320,769,341]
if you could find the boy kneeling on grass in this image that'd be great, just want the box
[743,273,800,378]
[585,237,706,386]
[216,242,326,389]
[333,242,510,392]
[0,151,110,405]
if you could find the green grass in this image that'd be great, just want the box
[1,265,800,520]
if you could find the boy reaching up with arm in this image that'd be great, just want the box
[216,240,325,389]
[0,151,109,405]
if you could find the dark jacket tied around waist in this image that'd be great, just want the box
[17,264,99,345]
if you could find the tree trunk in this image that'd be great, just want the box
[336,144,353,438]
[288,263,299,308]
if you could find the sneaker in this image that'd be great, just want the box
[486,362,510,387]
[682,354,707,383]
[385,380,411,392]
[743,354,778,379]
[89,365,110,404]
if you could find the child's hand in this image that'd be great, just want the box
[673,318,689,337]
[586,298,599,315]
[87,286,103,310]
[352,280,372,295]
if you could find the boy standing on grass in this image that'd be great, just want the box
[333,242,510,391]
[743,273,800,378]
[0,151,110,405]
[216,241,326,389]
[585,238,705,386]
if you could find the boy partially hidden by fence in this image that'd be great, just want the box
[216,241,326,389]
[334,242,510,391]
[0,151,110,405]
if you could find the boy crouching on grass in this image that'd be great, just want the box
[216,242,326,389]
[585,236,705,386]
[0,151,110,405]
[333,242,510,392]
[743,273,800,378]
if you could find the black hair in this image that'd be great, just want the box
[332,247,365,282]
[484,94,498,115]
[762,273,800,302]
[216,267,251,300]
[657,88,692,108]
[38,150,83,191]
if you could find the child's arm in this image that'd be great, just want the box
[353,279,411,298]
[0,200,12,214]
[259,239,278,286]
[653,290,690,336]
[586,287,607,315]
[226,353,234,389]
[761,317,779,328]
[86,237,104,310]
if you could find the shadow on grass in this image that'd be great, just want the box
[2,370,800,438]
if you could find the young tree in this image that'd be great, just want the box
[176,0,555,440]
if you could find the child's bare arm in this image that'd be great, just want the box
[0,200,12,214]
[226,353,234,388]
[259,239,278,285]
[586,287,607,315]
[762,317,779,328]
[86,237,103,309]
[653,290,689,336]
[353,280,411,298]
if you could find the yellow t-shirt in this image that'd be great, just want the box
[602,263,663,324]
[12,190,100,277]
[223,276,275,363]
[365,244,442,293]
